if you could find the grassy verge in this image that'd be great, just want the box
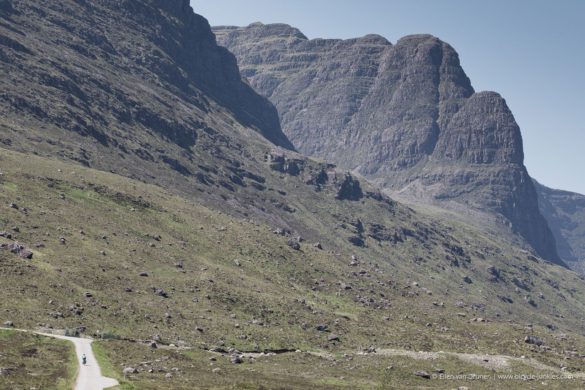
[0,330,77,390]
[92,341,134,390]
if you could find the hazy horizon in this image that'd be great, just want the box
[193,0,585,195]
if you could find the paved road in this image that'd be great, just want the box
[12,329,119,389]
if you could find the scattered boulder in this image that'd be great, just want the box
[463,276,473,284]
[328,334,340,342]
[123,367,137,376]
[1,242,33,259]
[524,336,544,346]
[69,305,84,316]
[316,324,329,332]
[0,231,11,239]
[230,355,243,364]
[287,239,301,250]
[9,202,19,210]
[2,321,14,328]
[139,272,149,277]
[84,292,93,298]
[149,341,158,349]
[313,242,323,249]
[415,370,431,379]
[273,227,290,236]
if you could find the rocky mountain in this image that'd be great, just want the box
[534,180,585,273]
[213,23,561,265]
[2,2,585,388]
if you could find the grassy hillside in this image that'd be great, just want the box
[1,148,585,388]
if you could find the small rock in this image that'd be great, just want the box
[2,321,14,328]
[150,342,158,349]
[313,242,323,249]
[84,292,93,298]
[165,373,173,379]
[123,367,136,376]
[212,367,221,373]
[139,272,149,277]
[328,334,340,342]
[9,203,18,210]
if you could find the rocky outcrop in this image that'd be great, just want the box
[214,23,561,264]
[534,180,585,273]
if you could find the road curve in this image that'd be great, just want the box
[11,329,119,390]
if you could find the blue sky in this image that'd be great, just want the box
[192,0,585,194]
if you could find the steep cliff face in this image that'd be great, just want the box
[214,23,561,264]
[534,181,585,273]
[0,0,292,166]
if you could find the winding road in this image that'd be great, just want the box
[13,329,119,390]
